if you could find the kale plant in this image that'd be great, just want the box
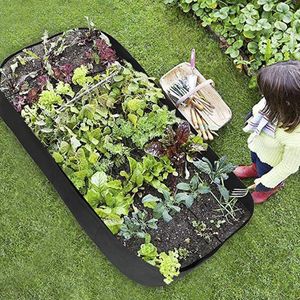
[142,190,181,222]
[192,156,240,221]
[176,174,211,208]
[119,210,158,240]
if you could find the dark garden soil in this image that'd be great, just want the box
[119,163,250,269]
[0,28,252,272]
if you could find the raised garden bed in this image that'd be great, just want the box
[0,22,253,286]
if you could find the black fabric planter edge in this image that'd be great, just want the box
[0,28,254,287]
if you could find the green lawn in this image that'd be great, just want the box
[0,1,299,299]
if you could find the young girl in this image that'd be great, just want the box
[234,60,300,204]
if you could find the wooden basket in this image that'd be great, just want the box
[160,62,232,131]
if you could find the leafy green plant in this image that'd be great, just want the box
[193,156,235,186]
[157,250,181,284]
[138,236,181,284]
[113,104,178,148]
[178,247,190,260]
[191,156,239,220]
[0,17,121,111]
[137,234,159,266]
[145,121,207,174]
[52,142,133,234]
[38,90,63,108]
[119,210,158,240]
[176,174,211,208]
[192,220,212,242]
[72,65,93,86]
[120,155,175,193]
[193,156,234,205]
[82,171,133,234]
[142,190,181,222]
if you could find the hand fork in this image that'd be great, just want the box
[230,188,250,198]
[230,184,256,198]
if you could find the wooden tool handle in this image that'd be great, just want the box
[202,119,214,141]
[190,106,198,129]
[191,99,204,111]
[195,110,208,140]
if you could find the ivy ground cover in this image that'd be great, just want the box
[0,24,251,284]
[165,0,300,86]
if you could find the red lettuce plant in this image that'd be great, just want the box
[13,74,49,111]
[145,121,206,175]
[145,122,190,166]
[52,63,74,83]
[95,39,117,65]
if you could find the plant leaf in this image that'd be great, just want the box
[145,141,165,157]
[162,210,173,223]
[91,171,107,187]
[176,182,191,191]
[175,121,190,146]
[218,185,230,201]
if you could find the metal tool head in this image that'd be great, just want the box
[230,188,249,198]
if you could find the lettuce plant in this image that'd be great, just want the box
[145,121,207,171]
[157,250,181,284]
[72,65,93,86]
[84,172,133,234]
[95,39,118,64]
[120,155,176,193]
[138,235,181,284]
[137,236,159,266]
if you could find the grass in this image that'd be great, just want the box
[0,1,299,299]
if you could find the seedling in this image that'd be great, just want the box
[192,220,212,242]
[178,247,190,260]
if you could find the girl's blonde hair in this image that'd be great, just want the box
[257,60,300,132]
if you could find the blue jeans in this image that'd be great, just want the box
[251,152,273,192]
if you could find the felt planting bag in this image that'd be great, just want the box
[0,27,253,286]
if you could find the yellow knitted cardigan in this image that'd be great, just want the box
[247,99,300,188]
